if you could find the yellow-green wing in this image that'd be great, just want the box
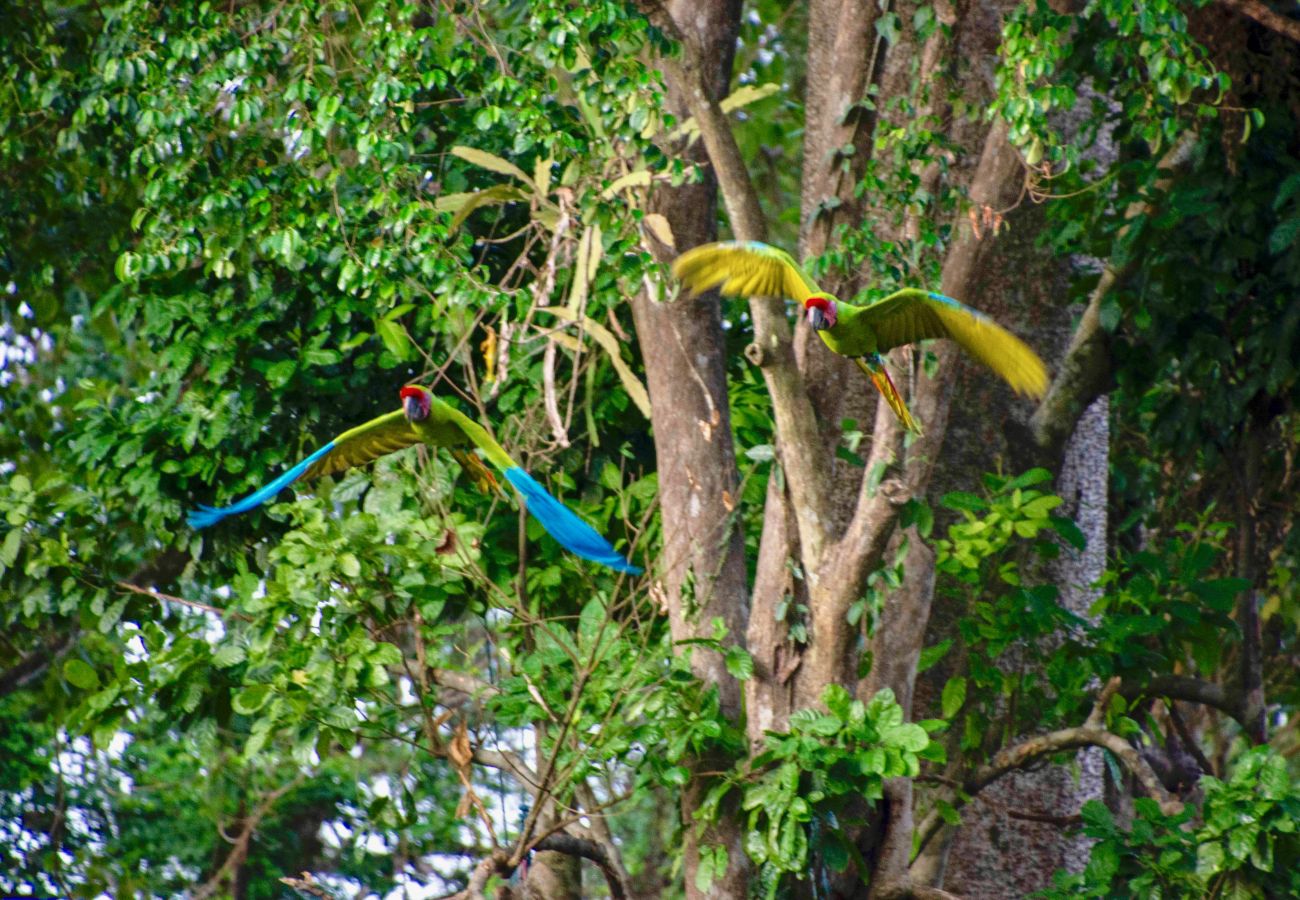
[861,289,1050,397]
[672,241,820,302]
[302,409,423,480]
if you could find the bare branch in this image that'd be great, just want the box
[1218,0,1300,42]
[1122,674,1247,727]
[457,849,511,900]
[874,882,966,900]
[914,679,1182,856]
[532,834,630,900]
[193,778,302,899]
[117,581,252,621]
[0,629,79,698]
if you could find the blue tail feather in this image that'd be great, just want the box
[187,441,337,529]
[504,468,642,575]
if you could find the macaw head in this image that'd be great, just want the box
[400,385,432,422]
[805,295,838,331]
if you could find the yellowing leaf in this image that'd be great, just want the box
[671,82,782,142]
[601,170,652,199]
[450,145,533,186]
[642,213,675,249]
[567,224,603,312]
[538,307,651,418]
[720,82,782,115]
[434,184,529,232]
[533,156,553,199]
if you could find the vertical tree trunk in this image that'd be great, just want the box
[631,1,751,895]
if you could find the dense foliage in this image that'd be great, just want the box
[2,0,1298,897]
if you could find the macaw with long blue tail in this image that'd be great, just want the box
[672,241,1050,433]
[188,385,641,574]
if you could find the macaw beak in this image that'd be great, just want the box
[403,395,423,421]
[807,305,828,331]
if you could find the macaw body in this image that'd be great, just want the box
[189,385,640,574]
[672,241,1050,433]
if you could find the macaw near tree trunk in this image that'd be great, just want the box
[189,385,641,574]
[672,241,1050,433]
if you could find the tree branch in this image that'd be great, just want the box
[1030,129,1198,459]
[117,581,252,621]
[1122,674,1248,727]
[193,777,302,899]
[0,629,79,698]
[639,0,833,569]
[914,678,1183,857]
[873,882,966,900]
[532,834,630,900]
[1218,0,1300,43]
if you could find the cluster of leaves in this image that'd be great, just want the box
[0,0,683,893]
[1042,748,1300,899]
[923,470,1089,744]
[695,685,935,897]
[994,0,1229,166]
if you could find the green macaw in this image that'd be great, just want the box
[672,241,1050,433]
[189,385,641,574]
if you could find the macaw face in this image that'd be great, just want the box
[805,295,838,331]
[399,385,432,422]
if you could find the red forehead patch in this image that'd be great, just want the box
[805,295,832,311]
[399,385,425,401]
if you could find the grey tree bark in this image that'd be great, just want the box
[630,1,1138,896]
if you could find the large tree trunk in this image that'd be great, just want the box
[631,1,751,895]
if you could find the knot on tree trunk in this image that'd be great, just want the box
[744,341,766,367]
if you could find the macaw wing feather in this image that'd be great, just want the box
[861,290,1050,397]
[672,241,820,303]
[187,409,421,529]
[187,441,338,529]
[301,410,422,480]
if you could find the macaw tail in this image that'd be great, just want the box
[857,356,922,435]
[503,468,642,574]
[450,448,503,497]
[187,441,337,529]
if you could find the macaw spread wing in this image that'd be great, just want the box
[302,409,422,480]
[672,241,819,303]
[862,290,1049,397]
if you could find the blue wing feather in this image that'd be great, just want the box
[503,468,642,574]
[187,441,337,529]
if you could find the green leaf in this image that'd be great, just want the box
[64,658,100,691]
[880,723,929,753]
[375,318,411,360]
[941,676,967,719]
[725,646,754,681]
[942,491,985,513]
[1196,840,1226,877]
[233,684,272,715]
[1268,217,1300,254]
[916,639,952,674]
[211,644,246,668]
[369,643,403,667]
[1050,515,1087,551]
